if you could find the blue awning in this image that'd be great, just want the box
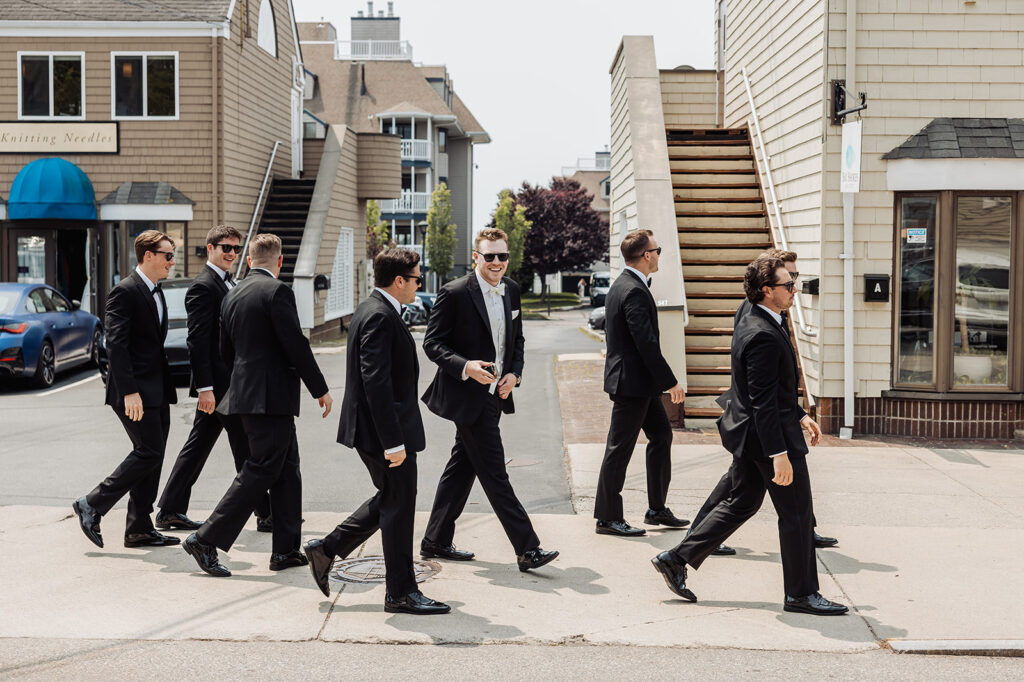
[8,158,96,220]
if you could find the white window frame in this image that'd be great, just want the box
[17,51,86,121]
[257,0,278,58]
[109,52,179,120]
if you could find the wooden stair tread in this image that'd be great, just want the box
[688,309,740,316]
[684,407,724,417]
[686,386,732,395]
[678,227,769,234]
[668,154,753,161]
[682,258,757,265]
[687,367,732,374]
[674,197,764,203]
[667,139,749,146]
[677,211,766,217]
[686,346,732,353]
[686,292,746,299]
[673,182,760,189]
[686,327,735,335]
[679,242,771,249]
[682,274,744,281]
[672,168,756,174]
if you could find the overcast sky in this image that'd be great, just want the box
[293,0,715,232]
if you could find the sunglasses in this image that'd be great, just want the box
[476,252,510,262]
[149,249,175,262]
[768,281,797,292]
[212,243,244,254]
[402,274,424,284]
[645,247,662,256]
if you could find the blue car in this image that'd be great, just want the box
[0,283,103,388]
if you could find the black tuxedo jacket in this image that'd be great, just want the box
[217,269,328,417]
[717,303,807,460]
[422,273,525,424]
[338,291,426,453]
[104,270,176,408]
[185,265,232,399]
[603,269,676,397]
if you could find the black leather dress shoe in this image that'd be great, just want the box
[384,590,451,615]
[256,516,273,533]
[595,519,646,537]
[643,508,690,528]
[72,497,103,548]
[517,548,559,572]
[125,530,181,547]
[155,511,202,531]
[784,592,849,615]
[420,539,475,561]
[183,533,231,577]
[712,544,737,556]
[651,551,697,602]
[303,539,335,597]
[269,550,308,571]
[813,532,839,548]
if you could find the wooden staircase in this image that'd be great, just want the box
[670,127,773,429]
[256,178,315,283]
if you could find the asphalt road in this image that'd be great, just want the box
[0,308,601,517]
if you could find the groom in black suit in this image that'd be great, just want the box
[593,229,687,538]
[419,228,558,572]
[651,256,848,616]
[156,225,271,532]
[73,230,180,550]
[304,248,448,615]
[183,234,332,577]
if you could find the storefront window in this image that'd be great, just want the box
[16,236,47,283]
[896,197,936,385]
[164,222,186,278]
[19,53,84,118]
[113,54,177,118]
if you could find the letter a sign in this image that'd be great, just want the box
[841,120,862,193]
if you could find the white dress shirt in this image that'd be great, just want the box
[373,287,407,456]
[622,265,650,287]
[756,304,788,458]
[135,267,163,324]
[462,269,506,395]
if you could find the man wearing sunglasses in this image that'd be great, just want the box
[156,226,272,535]
[420,228,559,573]
[652,257,847,616]
[594,230,688,539]
[73,230,179,551]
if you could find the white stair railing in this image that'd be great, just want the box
[237,140,282,278]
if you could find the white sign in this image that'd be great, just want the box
[840,120,862,193]
[906,228,927,244]
[0,122,118,154]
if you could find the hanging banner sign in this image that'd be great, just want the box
[840,119,862,193]
[0,121,119,154]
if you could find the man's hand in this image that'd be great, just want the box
[668,383,685,404]
[772,453,793,486]
[801,415,821,447]
[385,449,406,468]
[318,392,333,418]
[197,390,216,415]
[466,360,497,385]
[124,393,144,422]
[497,373,517,399]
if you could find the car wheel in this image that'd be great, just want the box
[33,341,56,388]
[89,329,102,367]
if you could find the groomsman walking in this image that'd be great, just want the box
[183,234,331,576]
[155,225,272,532]
[420,228,558,572]
[73,230,179,549]
[304,248,449,615]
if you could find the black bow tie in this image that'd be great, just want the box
[224,272,233,284]
[153,283,162,294]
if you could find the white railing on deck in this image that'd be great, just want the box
[379,191,431,214]
[335,40,413,61]
[400,139,432,161]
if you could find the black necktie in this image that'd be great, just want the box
[779,312,789,328]
[646,278,652,287]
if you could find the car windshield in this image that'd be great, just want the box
[593,275,609,287]
[162,286,188,320]
[0,292,18,315]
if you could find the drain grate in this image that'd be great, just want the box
[331,556,441,584]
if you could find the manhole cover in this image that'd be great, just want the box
[331,557,441,584]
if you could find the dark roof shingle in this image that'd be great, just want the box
[99,182,194,205]
[883,118,1024,159]
[0,0,233,23]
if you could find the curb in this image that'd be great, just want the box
[887,640,1024,657]
[579,325,605,344]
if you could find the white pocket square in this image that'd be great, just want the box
[512,309,520,319]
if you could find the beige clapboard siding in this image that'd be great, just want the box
[356,134,401,199]
[302,138,325,178]
[719,0,827,395]
[660,70,717,129]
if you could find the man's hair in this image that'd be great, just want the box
[620,229,654,263]
[248,233,282,267]
[134,229,174,264]
[763,248,797,263]
[474,228,508,251]
[744,256,786,304]
[206,225,243,246]
[374,247,420,287]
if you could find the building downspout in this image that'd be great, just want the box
[211,26,221,227]
[840,0,857,438]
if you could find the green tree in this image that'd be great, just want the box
[365,199,390,258]
[425,182,457,282]
[492,189,532,278]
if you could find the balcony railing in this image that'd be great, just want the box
[379,191,431,214]
[335,40,413,61]
[401,139,432,162]
[561,155,611,176]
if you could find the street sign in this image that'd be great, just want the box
[840,120,862,193]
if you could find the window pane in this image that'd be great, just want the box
[164,222,186,278]
[114,56,143,116]
[953,196,1011,387]
[146,57,175,117]
[16,236,47,283]
[52,55,82,116]
[21,56,50,116]
[896,197,937,385]
[44,289,70,312]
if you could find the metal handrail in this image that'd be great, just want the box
[237,140,282,278]
[741,68,817,337]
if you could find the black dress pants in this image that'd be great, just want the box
[424,394,540,556]
[670,454,818,598]
[691,461,818,531]
[87,404,171,535]
[323,449,418,599]
[157,408,271,519]
[197,415,301,555]
[593,393,672,520]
